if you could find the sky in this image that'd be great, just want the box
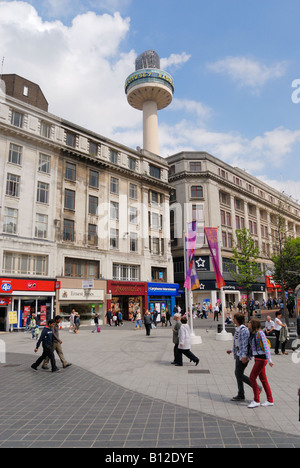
[1,0,300,201]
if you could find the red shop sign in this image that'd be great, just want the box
[0,297,12,305]
[0,278,56,293]
[107,281,147,296]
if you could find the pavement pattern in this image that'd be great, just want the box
[0,317,300,449]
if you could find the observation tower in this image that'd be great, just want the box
[125,50,174,155]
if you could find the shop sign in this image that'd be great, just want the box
[0,297,12,306]
[0,279,55,293]
[266,276,281,291]
[148,283,179,296]
[8,312,18,325]
[107,282,147,296]
[59,288,104,301]
[194,256,210,272]
[1,281,13,293]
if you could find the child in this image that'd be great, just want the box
[31,319,59,373]
[34,325,39,340]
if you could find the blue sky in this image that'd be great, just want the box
[1,0,300,200]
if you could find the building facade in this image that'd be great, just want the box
[0,74,174,330]
[167,151,300,309]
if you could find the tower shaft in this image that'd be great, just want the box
[143,100,158,155]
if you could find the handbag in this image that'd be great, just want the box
[97,326,101,333]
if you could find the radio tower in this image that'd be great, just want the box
[125,50,174,155]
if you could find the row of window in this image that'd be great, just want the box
[2,252,166,282]
[220,208,293,240]
[10,110,164,180]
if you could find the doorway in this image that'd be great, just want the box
[0,307,7,331]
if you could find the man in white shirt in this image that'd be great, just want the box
[264,316,275,337]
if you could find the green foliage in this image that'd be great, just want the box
[272,237,300,290]
[231,229,262,291]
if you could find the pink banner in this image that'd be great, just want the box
[204,227,225,290]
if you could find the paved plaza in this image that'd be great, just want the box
[0,316,300,449]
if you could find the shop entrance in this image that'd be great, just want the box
[111,296,143,321]
[149,300,171,323]
[0,307,7,332]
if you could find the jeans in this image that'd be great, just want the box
[249,358,273,403]
[234,357,251,398]
[135,319,142,329]
[33,346,57,372]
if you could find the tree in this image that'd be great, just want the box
[272,236,300,302]
[231,229,262,320]
[269,205,299,325]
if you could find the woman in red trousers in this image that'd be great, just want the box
[248,318,274,409]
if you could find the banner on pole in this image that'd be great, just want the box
[204,227,225,290]
[184,222,200,291]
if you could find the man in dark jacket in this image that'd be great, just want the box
[31,319,59,373]
[171,313,182,365]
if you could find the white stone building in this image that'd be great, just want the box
[0,75,174,330]
[167,151,300,309]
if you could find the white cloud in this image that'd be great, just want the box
[0,0,299,192]
[206,56,287,91]
[0,1,138,137]
[170,98,212,122]
[257,176,300,203]
[161,52,191,71]
[158,120,300,176]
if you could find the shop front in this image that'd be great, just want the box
[57,278,106,324]
[192,279,266,309]
[107,281,148,321]
[147,283,179,320]
[0,278,56,331]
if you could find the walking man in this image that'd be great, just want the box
[227,313,253,401]
[31,319,59,373]
[43,316,72,369]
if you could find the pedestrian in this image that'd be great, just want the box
[274,311,288,355]
[143,310,152,336]
[248,318,274,409]
[74,313,80,334]
[31,319,59,373]
[69,309,75,333]
[30,315,37,339]
[176,316,199,366]
[213,303,219,321]
[135,310,142,330]
[105,309,112,326]
[226,313,253,401]
[297,314,300,337]
[118,310,123,326]
[263,316,275,337]
[113,312,118,326]
[166,309,172,326]
[43,316,72,369]
[171,313,182,365]
[24,314,31,332]
[92,313,100,333]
